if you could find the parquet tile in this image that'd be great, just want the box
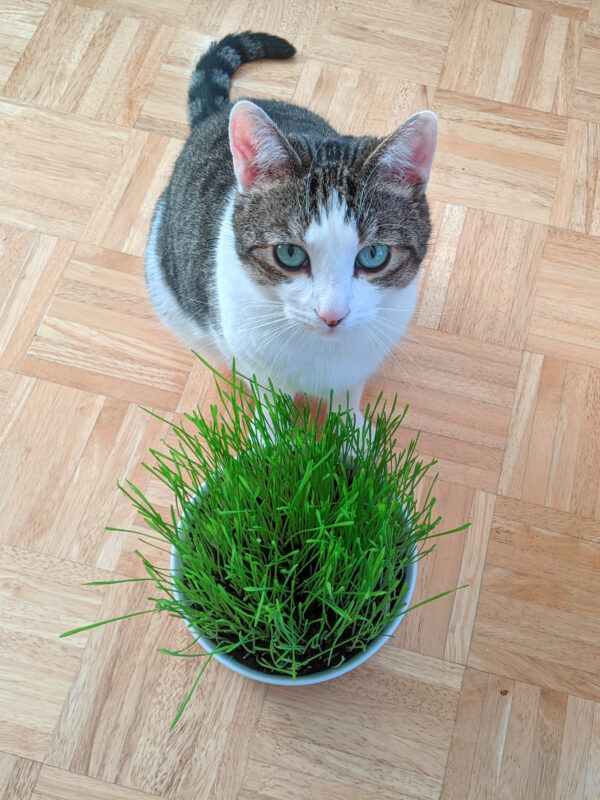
[428,91,567,223]
[3,1,174,125]
[0,100,129,238]
[417,207,546,347]
[527,228,600,367]
[0,370,15,402]
[186,0,325,53]
[571,35,600,122]
[1,1,600,798]
[469,516,600,699]
[32,765,166,799]
[0,753,41,800]
[304,0,460,85]
[366,326,521,492]
[444,669,600,800]
[0,231,74,373]
[323,67,434,138]
[440,0,585,113]
[136,30,209,139]
[590,0,600,34]
[243,649,463,800]
[495,494,600,539]
[21,243,193,410]
[46,581,248,797]
[0,0,49,87]
[495,0,591,18]
[60,0,191,25]
[500,352,600,516]
[98,132,182,256]
[0,545,111,760]
[551,118,600,234]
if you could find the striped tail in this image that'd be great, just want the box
[187,31,296,129]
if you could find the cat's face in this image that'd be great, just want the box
[229,101,436,341]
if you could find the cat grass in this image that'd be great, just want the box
[61,357,468,729]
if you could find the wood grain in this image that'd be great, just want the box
[441,0,585,113]
[551,119,600,233]
[469,517,600,699]
[1,1,600,797]
[0,545,111,760]
[444,670,600,799]
[429,91,567,223]
[0,0,48,87]
[0,753,41,800]
[32,764,164,800]
[419,208,546,347]
[571,34,600,122]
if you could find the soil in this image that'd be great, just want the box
[182,558,407,677]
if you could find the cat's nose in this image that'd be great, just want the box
[316,309,348,327]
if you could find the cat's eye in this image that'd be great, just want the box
[274,244,309,270]
[356,245,390,271]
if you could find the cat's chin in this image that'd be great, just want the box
[312,325,344,340]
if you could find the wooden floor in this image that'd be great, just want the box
[1,1,600,798]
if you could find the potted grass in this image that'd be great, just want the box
[62,359,468,728]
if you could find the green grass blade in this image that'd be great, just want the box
[60,609,157,638]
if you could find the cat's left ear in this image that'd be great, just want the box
[229,100,299,192]
[372,111,438,189]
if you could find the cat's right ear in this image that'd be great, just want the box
[229,100,298,192]
[370,111,438,189]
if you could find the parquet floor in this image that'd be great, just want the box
[1,1,600,798]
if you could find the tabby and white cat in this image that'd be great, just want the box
[146,31,437,416]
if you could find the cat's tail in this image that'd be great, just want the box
[187,32,296,129]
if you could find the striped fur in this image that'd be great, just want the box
[187,32,295,128]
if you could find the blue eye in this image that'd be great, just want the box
[274,244,309,269]
[356,245,390,270]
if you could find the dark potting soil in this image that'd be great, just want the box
[182,556,407,678]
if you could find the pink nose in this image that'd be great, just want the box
[316,309,348,328]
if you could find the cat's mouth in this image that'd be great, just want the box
[314,324,344,339]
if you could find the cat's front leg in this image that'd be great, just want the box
[245,370,295,445]
[331,381,382,455]
[330,382,365,428]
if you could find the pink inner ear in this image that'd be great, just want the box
[230,109,262,190]
[380,112,438,187]
[229,101,292,191]
[403,136,434,185]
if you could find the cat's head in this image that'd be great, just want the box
[228,100,437,339]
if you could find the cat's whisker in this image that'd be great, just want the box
[365,323,411,383]
[267,324,302,376]
[232,316,287,336]
[371,323,433,382]
[376,303,467,315]
[401,330,446,355]
[256,318,298,348]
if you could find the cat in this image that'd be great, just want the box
[146,31,437,420]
